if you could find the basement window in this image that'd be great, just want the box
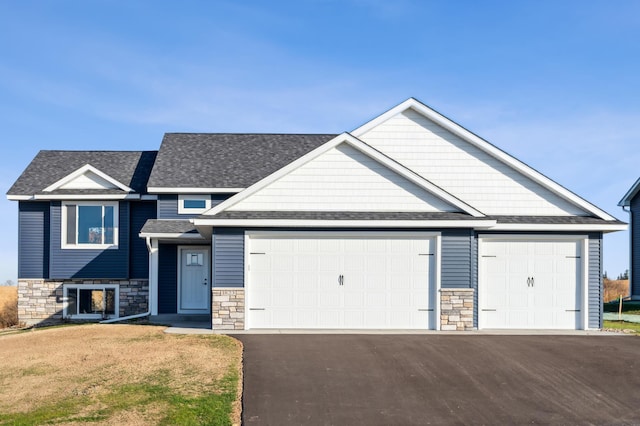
[63,284,119,320]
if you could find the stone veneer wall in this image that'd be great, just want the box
[440,288,474,331]
[17,279,149,325]
[212,288,245,330]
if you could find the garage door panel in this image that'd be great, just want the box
[480,239,581,329]
[248,234,435,329]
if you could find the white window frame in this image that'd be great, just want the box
[178,194,211,214]
[61,201,119,249]
[62,284,120,320]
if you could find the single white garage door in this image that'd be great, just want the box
[479,238,583,329]
[247,233,436,329]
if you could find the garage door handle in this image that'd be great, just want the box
[338,275,344,286]
[249,308,265,311]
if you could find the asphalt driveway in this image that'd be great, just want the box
[235,334,640,425]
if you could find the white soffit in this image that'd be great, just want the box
[351,98,616,221]
[202,133,484,218]
[43,164,133,193]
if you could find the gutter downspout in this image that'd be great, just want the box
[100,237,155,324]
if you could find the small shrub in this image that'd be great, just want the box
[603,278,629,303]
[0,286,19,328]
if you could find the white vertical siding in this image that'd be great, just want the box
[229,144,457,212]
[359,109,587,216]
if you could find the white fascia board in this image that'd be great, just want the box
[490,223,627,232]
[43,164,133,193]
[140,194,158,200]
[192,218,497,228]
[352,98,616,221]
[139,232,204,239]
[33,194,140,200]
[618,177,640,207]
[7,195,33,201]
[147,187,244,194]
[203,132,483,218]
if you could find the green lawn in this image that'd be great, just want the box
[0,324,242,425]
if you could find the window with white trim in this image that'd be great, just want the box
[178,195,211,214]
[62,202,118,249]
[63,284,119,319]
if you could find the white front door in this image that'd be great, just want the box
[247,233,436,329]
[479,238,582,329]
[179,247,210,313]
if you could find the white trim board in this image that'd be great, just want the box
[351,98,616,221]
[202,133,484,218]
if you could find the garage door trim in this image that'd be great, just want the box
[244,231,442,330]
[477,234,589,330]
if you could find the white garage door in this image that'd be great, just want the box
[247,233,436,329]
[479,238,583,329]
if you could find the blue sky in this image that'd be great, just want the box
[1,0,639,282]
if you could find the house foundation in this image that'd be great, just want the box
[17,279,149,325]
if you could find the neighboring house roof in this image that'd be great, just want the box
[618,177,640,207]
[7,150,157,198]
[147,133,336,192]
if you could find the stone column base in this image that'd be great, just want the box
[212,288,245,330]
[440,288,474,331]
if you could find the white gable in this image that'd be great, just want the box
[43,164,133,193]
[228,143,460,212]
[357,108,588,216]
[59,170,120,190]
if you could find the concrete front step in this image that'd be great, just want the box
[150,314,211,324]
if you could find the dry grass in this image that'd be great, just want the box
[604,279,630,303]
[0,324,243,425]
[0,286,18,329]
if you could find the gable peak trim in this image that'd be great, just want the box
[43,164,133,193]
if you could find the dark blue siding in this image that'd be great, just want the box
[129,202,156,278]
[588,233,603,329]
[213,229,244,288]
[631,194,640,297]
[158,244,177,313]
[158,194,232,219]
[18,202,50,278]
[49,202,129,279]
[441,230,473,289]
[157,195,182,219]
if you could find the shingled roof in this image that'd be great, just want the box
[7,151,157,196]
[147,133,336,189]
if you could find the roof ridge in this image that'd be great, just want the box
[163,132,338,136]
[38,150,155,153]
